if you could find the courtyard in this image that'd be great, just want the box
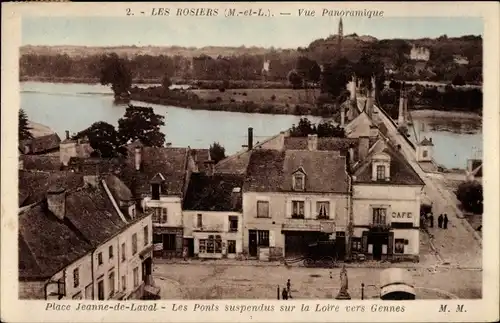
[151,262,482,300]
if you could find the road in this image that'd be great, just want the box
[152,262,481,300]
[373,104,482,268]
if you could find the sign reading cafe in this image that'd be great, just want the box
[392,212,413,219]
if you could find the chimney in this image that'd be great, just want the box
[47,186,66,220]
[83,175,99,188]
[204,160,215,176]
[348,147,355,164]
[247,127,253,151]
[134,146,142,171]
[231,187,242,210]
[398,90,406,126]
[307,134,318,151]
[65,130,70,140]
[358,136,370,161]
[340,104,345,128]
[350,74,357,100]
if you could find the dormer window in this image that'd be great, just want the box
[151,184,160,200]
[376,165,385,181]
[292,168,306,191]
[371,152,391,182]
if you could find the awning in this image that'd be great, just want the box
[139,245,154,259]
[144,285,160,296]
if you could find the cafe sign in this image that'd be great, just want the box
[392,212,413,219]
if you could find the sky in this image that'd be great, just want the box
[22,16,483,48]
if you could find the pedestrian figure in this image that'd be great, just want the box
[287,279,292,299]
[438,214,444,228]
[443,214,449,229]
[182,246,188,261]
[281,286,288,300]
[428,213,434,228]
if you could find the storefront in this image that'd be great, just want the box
[193,231,241,259]
[283,231,331,257]
[152,227,183,258]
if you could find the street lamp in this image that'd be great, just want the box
[361,283,377,300]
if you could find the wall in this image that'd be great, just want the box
[242,191,348,254]
[416,145,433,162]
[19,280,47,299]
[64,253,93,299]
[59,142,77,166]
[144,196,183,227]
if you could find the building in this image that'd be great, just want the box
[416,137,434,163]
[18,172,157,300]
[20,133,61,155]
[409,45,430,62]
[182,173,244,259]
[120,141,201,258]
[242,138,350,259]
[59,131,94,166]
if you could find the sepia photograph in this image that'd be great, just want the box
[2,2,499,323]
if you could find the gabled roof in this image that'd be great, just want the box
[20,133,61,154]
[419,137,434,146]
[352,139,425,186]
[121,143,189,197]
[244,149,349,193]
[183,173,244,212]
[345,111,375,138]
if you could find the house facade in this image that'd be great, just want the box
[18,173,157,300]
[182,173,244,259]
[242,145,350,260]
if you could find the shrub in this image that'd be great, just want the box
[456,180,483,214]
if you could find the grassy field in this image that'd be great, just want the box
[191,88,321,107]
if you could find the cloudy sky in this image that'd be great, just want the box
[22,16,482,48]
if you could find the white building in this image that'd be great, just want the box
[410,45,430,62]
[18,173,157,300]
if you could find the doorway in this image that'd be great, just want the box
[186,238,194,257]
[249,230,257,257]
[373,242,383,260]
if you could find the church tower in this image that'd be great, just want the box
[337,18,343,55]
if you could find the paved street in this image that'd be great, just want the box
[152,262,481,300]
[374,105,482,269]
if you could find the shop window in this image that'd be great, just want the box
[352,238,362,252]
[228,216,238,232]
[227,240,236,254]
[317,201,330,219]
[199,239,207,253]
[257,201,270,218]
[292,201,305,219]
[153,234,163,244]
[153,208,167,224]
[199,235,223,254]
[163,234,176,251]
[372,208,387,225]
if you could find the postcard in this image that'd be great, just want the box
[1,1,499,322]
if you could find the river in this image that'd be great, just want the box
[21,82,482,169]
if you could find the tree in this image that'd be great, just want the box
[289,117,346,137]
[296,56,321,83]
[161,74,172,89]
[321,57,351,97]
[452,74,466,86]
[99,53,132,97]
[209,142,226,163]
[118,105,166,147]
[74,121,120,158]
[456,180,483,214]
[18,109,32,141]
[287,70,303,89]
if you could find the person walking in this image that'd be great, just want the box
[281,286,288,300]
[287,279,292,299]
[443,214,449,229]
[438,214,444,228]
[428,212,434,228]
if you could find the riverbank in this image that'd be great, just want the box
[410,109,482,120]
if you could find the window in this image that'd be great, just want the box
[109,245,114,260]
[228,216,238,232]
[108,271,115,297]
[197,214,203,228]
[199,235,223,254]
[152,208,168,224]
[376,165,385,180]
[151,183,160,200]
[395,239,405,254]
[372,208,387,225]
[317,201,330,219]
[121,242,126,262]
[98,252,103,265]
[73,268,79,288]
[292,201,305,219]
[132,233,138,255]
[133,267,139,287]
[97,280,105,300]
[256,201,270,218]
[85,284,92,299]
[72,292,82,300]
[143,225,149,246]
[352,238,362,252]
[257,230,270,246]
[121,275,127,291]
[293,173,305,191]
[227,240,236,254]
[163,234,176,251]
[422,150,428,158]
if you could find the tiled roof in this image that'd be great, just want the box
[353,140,425,186]
[20,133,61,154]
[67,157,124,175]
[121,143,189,197]
[18,170,84,207]
[21,155,62,171]
[18,175,147,280]
[183,173,244,212]
[419,137,434,146]
[284,137,359,151]
[244,149,349,193]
